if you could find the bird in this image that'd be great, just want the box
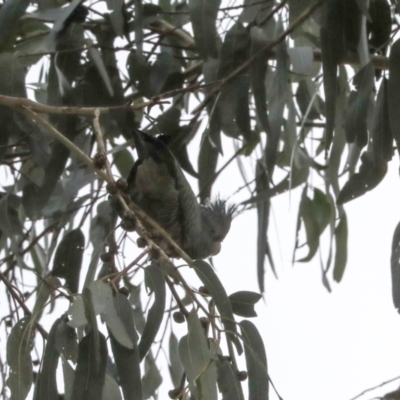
[127,128,235,259]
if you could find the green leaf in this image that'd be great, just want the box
[51,229,84,293]
[101,374,122,400]
[89,201,117,252]
[7,317,34,400]
[188,0,220,59]
[240,320,268,400]
[197,342,218,400]
[255,160,271,293]
[372,78,393,164]
[266,18,288,176]
[229,291,262,318]
[142,354,163,400]
[337,151,387,204]
[344,63,374,148]
[32,276,61,325]
[333,212,348,283]
[391,221,400,311]
[368,0,391,52]
[33,318,62,400]
[217,76,252,140]
[71,331,108,400]
[0,0,30,50]
[388,38,400,155]
[109,292,143,400]
[62,359,75,400]
[217,358,243,400]
[293,187,332,262]
[218,22,250,78]
[0,193,23,237]
[295,79,323,121]
[178,310,218,400]
[168,332,184,388]
[250,26,270,135]
[90,281,134,349]
[138,264,166,360]
[54,317,78,362]
[198,133,219,202]
[150,51,183,95]
[113,149,135,179]
[193,260,242,354]
[88,44,114,97]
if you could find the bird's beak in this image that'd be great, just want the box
[210,242,222,256]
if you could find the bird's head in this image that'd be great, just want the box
[200,199,236,255]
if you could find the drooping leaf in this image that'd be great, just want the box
[101,374,122,400]
[71,330,108,400]
[33,318,63,400]
[138,264,166,361]
[240,0,273,24]
[229,291,262,318]
[217,75,252,141]
[90,281,134,349]
[150,51,183,95]
[250,26,270,135]
[388,38,400,155]
[218,22,250,78]
[326,65,348,197]
[54,317,78,362]
[256,160,270,293]
[344,63,375,148]
[113,149,135,179]
[295,79,324,121]
[7,317,34,400]
[371,78,393,164]
[198,133,219,202]
[142,354,163,400]
[178,310,217,397]
[87,44,114,97]
[240,320,268,400]
[368,0,391,53]
[294,187,332,262]
[197,341,218,400]
[333,212,348,283]
[62,359,75,400]
[0,0,30,50]
[188,0,220,59]
[32,276,61,325]
[47,0,86,52]
[127,51,153,98]
[168,332,184,388]
[203,58,223,153]
[89,201,117,253]
[391,221,400,311]
[266,18,288,176]
[288,47,315,75]
[193,260,242,354]
[217,358,243,400]
[51,228,85,293]
[109,293,143,400]
[0,193,23,237]
[337,151,387,204]
[320,0,349,152]
[167,124,199,177]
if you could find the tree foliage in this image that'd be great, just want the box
[0,0,399,399]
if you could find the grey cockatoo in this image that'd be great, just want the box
[127,128,235,259]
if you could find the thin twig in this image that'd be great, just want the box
[0,272,48,339]
[349,376,400,400]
